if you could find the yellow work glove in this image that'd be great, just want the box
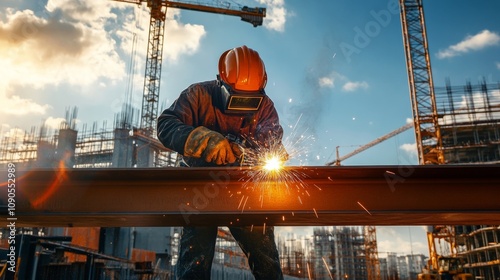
[184,126,237,165]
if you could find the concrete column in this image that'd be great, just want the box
[36,140,55,168]
[112,128,134,168]
[56,129,77,168]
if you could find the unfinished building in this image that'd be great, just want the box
[312,227,367,280]
[433,81,500,278]
[455,226,500,278]
[436,80,500,164]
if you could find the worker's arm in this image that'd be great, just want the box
[253,97,288,160]
[157,85,199,155]
[157,83,236,164]
[256,99,284,142]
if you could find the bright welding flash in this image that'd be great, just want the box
[263,156,283,172]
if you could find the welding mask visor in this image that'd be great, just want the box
[219,81,264,114]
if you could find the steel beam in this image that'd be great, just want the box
[2,165,500,227]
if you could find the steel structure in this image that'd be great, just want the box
[313,227,367,280]
[2,165,500,228]
[436,81,500,164]
[400,0,444,165]
[365,226,381,280]
[112,0,266,137]
[456,226,500,278]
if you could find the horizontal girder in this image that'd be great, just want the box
[2,165,499,227]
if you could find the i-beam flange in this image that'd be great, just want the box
[2,165,499,227]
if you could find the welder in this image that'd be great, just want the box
[157,45,287,279]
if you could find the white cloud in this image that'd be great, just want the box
[342,81,368,92]
[0,0,207,117]
[0,5,126,115]
[46,0,117,23]
[317,71,346,89]
[318,77,334,88]
[257,0,287,32]
[437,29,500,59]
[400,142,418,159]
[115,5,206,65]
[0,94,50,116]
[163,9,206,62]
[376,227,428,256]
[44,117,66,129]
[317,72,368,92]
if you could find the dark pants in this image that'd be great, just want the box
[176,226,284,280]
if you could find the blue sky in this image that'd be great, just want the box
[1,0,499,258]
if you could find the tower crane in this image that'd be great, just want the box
[112,0,266,137]
[326,123,413,166]
[399,0,444,165]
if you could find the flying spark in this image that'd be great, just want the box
[357,201,372,215]
[232,114,319,210]
[322,257,334,280]
[307,262,312,280]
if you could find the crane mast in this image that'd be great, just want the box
[113,0,266,137]
[141,0,165,137]
[399,0,444,164]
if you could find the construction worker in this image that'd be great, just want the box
[157,45,286,279]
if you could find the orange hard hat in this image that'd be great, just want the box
[218,45,267,92]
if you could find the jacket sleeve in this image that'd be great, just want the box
[253,97,284,147]
[157,85,200,155]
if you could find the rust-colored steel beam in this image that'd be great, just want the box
[2,165,500,227]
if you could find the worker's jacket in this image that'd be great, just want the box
[157,80,284,167]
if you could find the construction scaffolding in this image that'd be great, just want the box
[431,81,500,278]
[435,80,500,164]
[0,106,183,279]
[0,106,178,169]
[278,232,312,279]
[312,227,367,280]
[455,226,500,278]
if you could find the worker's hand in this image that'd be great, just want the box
[184,126,236,165]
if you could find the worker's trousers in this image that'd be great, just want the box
[176,226,284,280]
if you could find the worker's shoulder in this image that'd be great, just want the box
[187,80,218,91]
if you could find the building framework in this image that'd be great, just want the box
[312,227,367,280]
[436,81,500,164]
[456,226,500,278]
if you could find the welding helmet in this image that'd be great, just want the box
[218,45,267,113]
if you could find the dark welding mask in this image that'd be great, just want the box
[219,80,265,114]
[217,46,267,114]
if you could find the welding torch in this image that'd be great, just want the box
[225,134,250,166]
[225,134,288,167]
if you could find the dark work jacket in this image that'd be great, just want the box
[157,80,284,167]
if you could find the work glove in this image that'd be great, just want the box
[184,126,237,165]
